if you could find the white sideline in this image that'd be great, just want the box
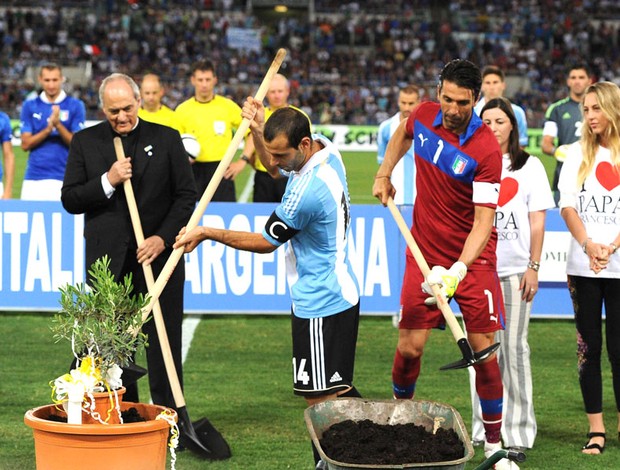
[181,315,202,364]
[180,172,254,364]
[238,169,255,204]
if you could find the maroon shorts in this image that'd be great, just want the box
[398,255,505,333]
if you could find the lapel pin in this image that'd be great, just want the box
[144,145,153,156]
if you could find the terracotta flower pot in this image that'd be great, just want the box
[79,387,126,425]
[24,402,177,470]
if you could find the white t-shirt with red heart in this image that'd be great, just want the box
[496,153,555,277]
[559,143,620,277]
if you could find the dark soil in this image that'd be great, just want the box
[319,419,465,465]
[45,407,146,423]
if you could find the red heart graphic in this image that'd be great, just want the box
[497,177,518,207]
[595,161,620,191]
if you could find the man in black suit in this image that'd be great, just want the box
[61,73,196,409]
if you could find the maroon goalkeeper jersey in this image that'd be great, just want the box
[405,102,502,271]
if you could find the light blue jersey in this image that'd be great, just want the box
[377,112,416,205]
[20,91,86,180]
[262,135,359,319]
[0,111,12,182]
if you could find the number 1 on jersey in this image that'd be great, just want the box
[432,139,444,164]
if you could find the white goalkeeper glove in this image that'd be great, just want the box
[421,261,467,306]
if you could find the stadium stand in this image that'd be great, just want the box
[0,1,619,127]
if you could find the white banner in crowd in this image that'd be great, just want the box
[0,200,572,318]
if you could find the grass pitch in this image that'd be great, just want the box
[1,313,618,469]
[3,146,585,469]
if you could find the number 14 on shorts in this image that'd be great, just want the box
[293,357,310,385]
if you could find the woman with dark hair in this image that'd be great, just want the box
[558,81,620,455]
[469,97,554,460]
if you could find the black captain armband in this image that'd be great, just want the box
[265,212,299,243]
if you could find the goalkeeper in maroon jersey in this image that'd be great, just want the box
[373,59,514,468]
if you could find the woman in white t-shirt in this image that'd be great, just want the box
[558,81,620,456]
[469,97,554,459]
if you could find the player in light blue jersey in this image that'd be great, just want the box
[175,102,361,470]
[474,65,528,148]
[377,84,419,205]
[0,111,15,198]
[20,63,86,200]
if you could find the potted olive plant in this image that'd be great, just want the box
[50,255,149,424]
[24,256,179,470]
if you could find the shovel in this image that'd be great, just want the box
[114,137,231,460]
[140,47,287,320]
[386,198,499,370]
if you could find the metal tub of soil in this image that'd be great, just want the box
[305,398,475,470]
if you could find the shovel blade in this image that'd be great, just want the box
[439,357,473,370]
[474,342,501,362]
[439,342,501,371]
[177,407,232,460]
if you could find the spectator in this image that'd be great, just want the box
[20,63,86,200]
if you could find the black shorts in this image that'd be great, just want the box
[192,161,236,202]
[291,302,360,397]
[253,170,288,203]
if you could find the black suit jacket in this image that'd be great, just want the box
[62,119,196,277]
[61,119,196,407]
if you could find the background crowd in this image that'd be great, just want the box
[0,0,619,128]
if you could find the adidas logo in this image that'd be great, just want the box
[562,112,572,119]
[329,371,342,383]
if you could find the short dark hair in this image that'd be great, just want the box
[568,63,591,77]
[264,107,311,148]
[191,60,216,76]
[439,59,482,101]
[481,65,505,81]
[39,63,62,76]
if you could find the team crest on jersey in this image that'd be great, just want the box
[451,155,468,175]
[60,110,69,121]
[213,120,226,135]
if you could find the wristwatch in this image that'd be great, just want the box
[240,155,251,163]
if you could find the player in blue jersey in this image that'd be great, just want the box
[474,65,528,148]
[20,63,86,200]
[0,111,15,198]
[174,102,361,470]
[377,84,420,205]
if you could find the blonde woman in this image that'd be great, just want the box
[558,81,620,455]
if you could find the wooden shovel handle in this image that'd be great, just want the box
[386,198,467,342]
[143,47,287,318]
[114,137,186,407]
